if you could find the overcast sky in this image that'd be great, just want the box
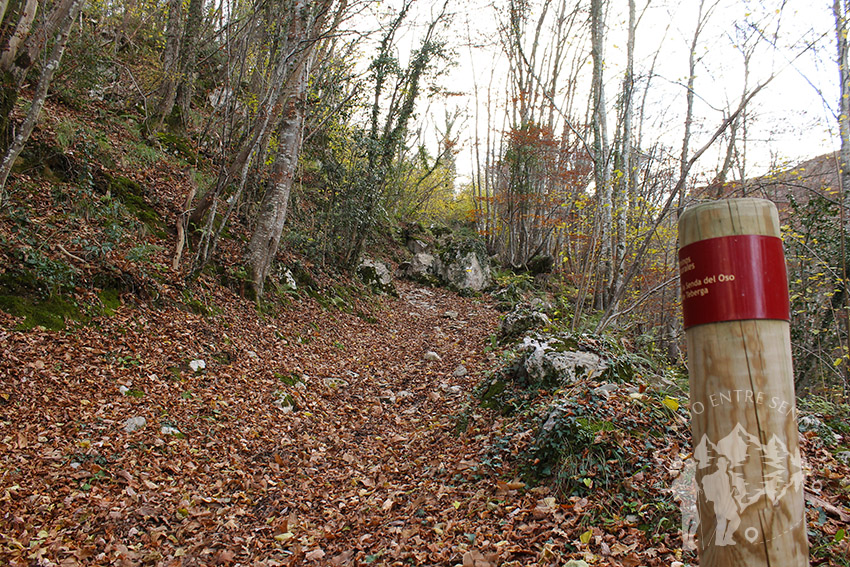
[355,0,840,184]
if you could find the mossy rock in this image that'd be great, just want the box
[92,268,150,302]
[12,139,76,181]
[527,254,555,275]
[356,259,397,296]
[0,293,82,330]
[429,224,453,238]
[155,131,198,164]
[290,262,320,291]
[94,172,166,238]
[0,269,84,330]
[437,237,493,292]
[479,378,508,409]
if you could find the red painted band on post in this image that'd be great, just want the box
[679,234,790,329]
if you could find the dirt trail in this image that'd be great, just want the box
[1,279,540,566]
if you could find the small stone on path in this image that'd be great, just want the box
[124,416,146,433]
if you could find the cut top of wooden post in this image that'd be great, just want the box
[679,198,781,247]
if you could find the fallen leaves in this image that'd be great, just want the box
[1,269,848,566]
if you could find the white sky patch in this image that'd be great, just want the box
[349,0,840,185]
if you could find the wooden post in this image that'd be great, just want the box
[678,199,809,566]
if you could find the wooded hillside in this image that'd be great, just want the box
[0,0,849,565]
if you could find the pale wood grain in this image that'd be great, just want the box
[679,199,809,566]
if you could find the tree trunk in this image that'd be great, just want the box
[679,0,709,206]
[590,0,611,309]
[0,0,37,70]
[174,0,205,128]
[190,0,336,277]
[0,0,82,194]
[246,69,308,298]
[0,0,78,156]
[610,0,635,316]
[834,0,850,383]
[836,0,850,198]
[149,0,183,134]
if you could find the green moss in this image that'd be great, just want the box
[112,176,166,237]
[96,173,166,238]
[0,293,82,330]
[180,289,221,317]
[155,131,197,164]
[12,139,75,181]
[98,287,121,316]
[275,372,303,387]
[439,236,489,266]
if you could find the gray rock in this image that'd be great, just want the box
[324,377,349,389]
[357,258,396,295]
[407,239,429,254]
[282,268,297,290]
[401,252,439,283]
[593,383,618,397]
[274,394,296,413]
[438,238,492,292]
[402,238,492,292]
[124,416,147,433]
[453,365,468,377]
[798,415,824,432]
[501,303,551,339]
[440,383,463,395]
[798,414,839,445]
[529,297,554,312]
[542,403,567,432]
[520,336,608,387]
[424,351,442,362]
[161,425,181,436]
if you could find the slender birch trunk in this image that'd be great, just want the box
[590,0,612,309]
[245,64,309,298]
[174,0,204,127]
[610,0,635,316]
[150,0,183,133]
[835,0,850,199]
[0,0,37,70]
[0,0,80,160]
[0,0,82,195]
